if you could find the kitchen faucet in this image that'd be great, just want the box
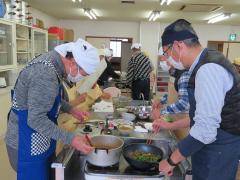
[139,93,146,111]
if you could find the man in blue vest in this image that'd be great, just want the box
[158,19,240,180]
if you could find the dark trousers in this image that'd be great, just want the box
[131,78,150,100]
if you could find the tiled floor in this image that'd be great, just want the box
[0,140,16,180]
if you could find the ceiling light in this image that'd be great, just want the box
[148,11,160,21]
[160,0,172,5]
[208,13,231,23]
[72,0,76,2]
[84,8,97,20]
[79,0,82,2]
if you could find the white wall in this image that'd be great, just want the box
[59,20,140,43]
[140,22,160,71]
[31,8,59,28]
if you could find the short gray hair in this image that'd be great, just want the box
[173,19,200,47]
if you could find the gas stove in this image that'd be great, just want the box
[84,156,164,180]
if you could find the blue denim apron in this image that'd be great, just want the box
[11,60,63,180]
[188,49,240,180]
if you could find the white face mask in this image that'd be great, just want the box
[159,61,171,72]
[67,67,85,83]
[167,46,185,70]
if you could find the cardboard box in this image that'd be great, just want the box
[63,28,74,42]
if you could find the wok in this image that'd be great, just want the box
[122,143,163,171]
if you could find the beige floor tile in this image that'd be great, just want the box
[0,140,16,180]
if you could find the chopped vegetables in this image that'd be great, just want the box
[130,150,161,162]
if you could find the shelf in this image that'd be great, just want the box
[0,52,7,54]
[17,52,28,54]
[16,38,29,41]
[0,35,7,38]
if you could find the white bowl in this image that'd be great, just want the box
[144,123,153,131]
[121,112,136,122]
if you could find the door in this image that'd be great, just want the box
[121,42,132,72]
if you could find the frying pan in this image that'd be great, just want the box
[122,143,163,171]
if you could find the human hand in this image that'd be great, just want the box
[71,135,94,154]
[101,92,112,99]
[159,159,174,176]
[151,108,160,121]
[152,99,161,109]
[153,119,173,133]
[71,108,90,122]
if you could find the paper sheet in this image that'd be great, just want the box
[77,59,107,94]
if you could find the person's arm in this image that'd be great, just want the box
[178,63,234,158]
[126,58,134,85]
[27,66,74,145]
[161,72,189,115]
[61,99,73,113]
[159,64,234,175]
[106,60,120,79]
[153,118,190,132]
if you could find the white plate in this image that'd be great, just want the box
[144,123,153,131]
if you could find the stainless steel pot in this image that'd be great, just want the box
[86,135,124,167]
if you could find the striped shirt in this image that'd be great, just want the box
[126,52,153,85]
[161,71,190,115]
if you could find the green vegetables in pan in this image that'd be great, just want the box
[163,116,174,122]
[130,151,161,162]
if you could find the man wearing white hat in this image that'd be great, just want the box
[126,43,153,100]
[5,39,100,180]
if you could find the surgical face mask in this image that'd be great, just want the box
[159,61,171,72]
[167,46,185,70]
[67,66,85,83]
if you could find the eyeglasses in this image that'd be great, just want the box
[163,45,172,57]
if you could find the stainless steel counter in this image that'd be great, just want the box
[52,112,191,180]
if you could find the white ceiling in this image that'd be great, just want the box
[25,0,240,25]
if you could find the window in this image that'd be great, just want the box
[110,41,121,57]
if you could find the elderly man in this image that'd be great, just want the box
[158,19,240,180]
[126,43,153,100]
[5,39,100,180]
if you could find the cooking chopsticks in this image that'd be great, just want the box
[146,132,155,145]
[85,134,93,147]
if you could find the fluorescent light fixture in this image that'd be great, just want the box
[208,13,231,23]
[160,0,172,5]
[148,11,160,21]
[167,0,172,5]
[160,0,166,5]
[72,0,76,2]
[84,8,97,20]
[79,0,82,2]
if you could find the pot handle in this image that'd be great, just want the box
[94,148,109,154]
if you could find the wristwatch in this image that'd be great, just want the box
[167,157,179,167]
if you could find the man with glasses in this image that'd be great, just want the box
[157,19,240,180]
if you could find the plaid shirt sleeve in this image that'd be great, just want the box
[161,71,190,115]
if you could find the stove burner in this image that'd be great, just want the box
[123,166,159,176]
[86,162,120,174]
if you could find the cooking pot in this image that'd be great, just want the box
[86,135,124,167]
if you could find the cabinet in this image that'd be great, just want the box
[32,28,48,57]
[156,63,170,93]
[0,19,17,71]
[16,24,32,65]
